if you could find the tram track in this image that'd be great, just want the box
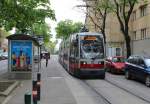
[83,80,112,104]
[83,78,150,104]
[105,78,150,104]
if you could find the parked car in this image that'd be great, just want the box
[0,52,3,60]
[125,55,150,87]
[105,56,125,73]
[1,52,8,59]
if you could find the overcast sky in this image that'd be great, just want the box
[46,0,85,49]
[47,0,86,38]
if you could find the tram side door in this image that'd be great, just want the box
[74,45,79,70]
[69,44,75,73]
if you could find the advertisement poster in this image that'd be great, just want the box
[11,41,32,71]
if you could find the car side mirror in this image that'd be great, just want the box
[141,64,147,68]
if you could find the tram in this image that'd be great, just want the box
[59,32,106,78]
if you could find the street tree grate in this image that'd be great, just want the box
[0,81,19,96]
[0,82,14,92]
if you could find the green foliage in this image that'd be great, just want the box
[31,23,52,43]
[55,20,83,39]
[0,0,55,32]
[45,40,57,54]
[96,0,113,12]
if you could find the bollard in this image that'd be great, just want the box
[37,73,41,81]
[37,73,41,101]
[32,81,37,104]
[24,91,31,104]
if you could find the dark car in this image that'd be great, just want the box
[125,55,150,87]
[105,56,125,73]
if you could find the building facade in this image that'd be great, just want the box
[130,1,150,55]
[84,0,150,57]
[84,0,124,57]
[0,29,8,52]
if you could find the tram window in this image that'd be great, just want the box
[74,45,79,57]
[80,35,104,59]
[70,43,75,57]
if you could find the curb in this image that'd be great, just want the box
[0,81,20,96]
[1,95,12,104]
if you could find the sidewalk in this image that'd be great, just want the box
[4,57,77,104]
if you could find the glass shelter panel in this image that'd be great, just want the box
[11,41,32,72]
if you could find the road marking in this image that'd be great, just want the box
[48,76,63,79]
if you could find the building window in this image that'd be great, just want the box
[132,11,136,21]
[133,31,136,40]
[116,48,121,56]
[140,5,147,17]
[141,28,147,40]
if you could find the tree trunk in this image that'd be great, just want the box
[101,30,106,44]
[125,35,131,58]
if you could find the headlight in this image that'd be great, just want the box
[81,61,87,64]
[99,61,104,65]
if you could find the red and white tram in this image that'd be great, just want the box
[59,32,106,78]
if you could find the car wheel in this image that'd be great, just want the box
[125,70,131,79]
[145,75,150,87]
[110,68,115,74]
[106,67,110,72]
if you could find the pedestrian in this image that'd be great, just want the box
[45,53,49,67]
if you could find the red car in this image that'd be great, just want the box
[105,56,125,73]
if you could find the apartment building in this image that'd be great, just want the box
[0,29,8,52]
[130,1,150,55]
[84,0,150,57]
[84,0,124,57]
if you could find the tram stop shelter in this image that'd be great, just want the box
[7,34,41,79]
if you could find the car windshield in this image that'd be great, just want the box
[145,59,150,67]
[80,35,104,59]
[112,57,125,63]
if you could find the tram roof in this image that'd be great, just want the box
[77,32,103,37]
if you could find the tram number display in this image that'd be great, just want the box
[81,36,97,40]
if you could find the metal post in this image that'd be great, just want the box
[32,81,37,104]
[38,47,40,72]
[40,46,41,69]
[37,73,41,101]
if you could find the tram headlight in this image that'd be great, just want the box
[83,62,87,64]
[81,61,87,64]
[99,61,104,65]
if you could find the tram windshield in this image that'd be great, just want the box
[80,35,104,59]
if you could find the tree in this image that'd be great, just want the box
[45,40,57,54]
[0,0,55,33]
[55,20,83,39]
[112,0,143,58]
[30,23,52,44]
[85,0,112,43]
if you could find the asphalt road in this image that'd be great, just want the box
[0,60,8,74]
